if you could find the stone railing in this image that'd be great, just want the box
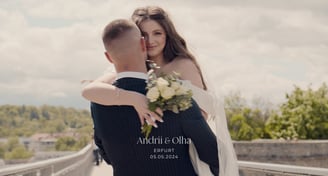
[1,140,328,176]
[0,144,94,176]
[235,140,328,176]
[234,140,328,168]
[238,160,328,176]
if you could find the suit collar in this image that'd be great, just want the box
[116,71,148,80]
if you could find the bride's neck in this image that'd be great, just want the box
[149,55,167,68]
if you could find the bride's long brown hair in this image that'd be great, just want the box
[132,6,207,90]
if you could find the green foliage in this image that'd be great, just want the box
[4,146,33,160]
[0,105,93,138]
[266,83,328,140]
[2,137,33,160]
[0,143,5,158]
[6,137,20,152]
[55,135,89,151]
[228,108,267,140]
[229,114,254,140]
[0,105,93,158]
[75,135,90,149]
[225,92,270,140]
[55,137,77,151]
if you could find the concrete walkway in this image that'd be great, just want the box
[90,162,113,176]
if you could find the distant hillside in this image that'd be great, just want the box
[0,105,93,138]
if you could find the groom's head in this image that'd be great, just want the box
[102,19,147,71]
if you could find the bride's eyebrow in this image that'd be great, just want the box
[153,29,164,33]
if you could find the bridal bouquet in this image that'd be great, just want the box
[141,64,193,138]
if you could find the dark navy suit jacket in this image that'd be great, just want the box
[91,77,219,176]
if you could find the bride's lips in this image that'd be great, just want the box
[147,46,156,50]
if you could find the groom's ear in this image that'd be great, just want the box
[104,51,114,63]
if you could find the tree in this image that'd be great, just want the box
[75,135,91,149]
[4,146,33,160]
[266,83,328,139]
[228,108,266,140]
[0,143,5,158]
[55,137,77,151]
[225,91,269,140]
[229,114,254,140]
[224,91,247,118]
[2,137,33,160]
[29,107,39,120]
[0,105,93,138]
[6,137,20,152]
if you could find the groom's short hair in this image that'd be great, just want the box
[102,19,140,51]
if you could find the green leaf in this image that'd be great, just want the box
[141,124,153,139]
[148,103,157,112]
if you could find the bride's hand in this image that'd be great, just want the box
[129,91,163,128]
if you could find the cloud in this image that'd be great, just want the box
[179,2,328,105]
[0,0,327,109]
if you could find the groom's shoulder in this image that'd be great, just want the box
[177,99,203,120]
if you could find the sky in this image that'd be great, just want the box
[0,0,327,110]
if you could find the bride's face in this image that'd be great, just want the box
[139,19,166,60]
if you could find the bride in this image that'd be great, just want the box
[82,6,239,176]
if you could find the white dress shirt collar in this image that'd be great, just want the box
[116,71,148,80]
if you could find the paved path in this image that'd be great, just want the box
[90,162,113,176]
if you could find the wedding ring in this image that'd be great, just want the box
[146,113,156,122]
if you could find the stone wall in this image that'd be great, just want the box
[234,140,328,168]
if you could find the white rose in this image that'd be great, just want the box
[160,87,176,100]
[175,86,189,95]
[156,77,169,91]
[170,82,181,90]
[146,87,160,102]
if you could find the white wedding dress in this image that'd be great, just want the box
[182,81,240,176]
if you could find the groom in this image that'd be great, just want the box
[91,19,219,176]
